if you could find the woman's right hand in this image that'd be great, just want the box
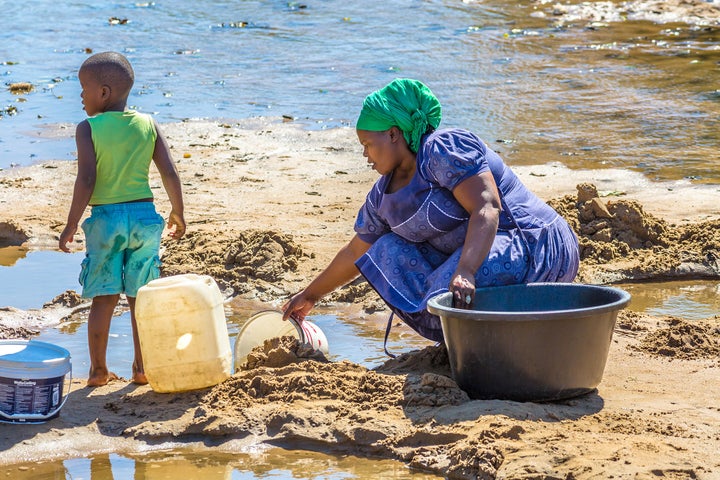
[282,290,318,322]
[282,235,371,322]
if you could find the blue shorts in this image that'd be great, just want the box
[79,202,165,298]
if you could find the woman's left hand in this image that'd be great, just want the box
[449,269,475,309]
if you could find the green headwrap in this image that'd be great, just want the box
[356,78,442,152]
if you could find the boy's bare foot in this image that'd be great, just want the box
[86,370,119,387]
[132,362,148,385]
[131,371,148,385]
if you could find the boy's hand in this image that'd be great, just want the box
[59,225,77,252]
[167,210,186,239]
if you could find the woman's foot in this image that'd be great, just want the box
[86,369,119,387]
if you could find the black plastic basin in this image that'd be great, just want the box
[427,283,631,402]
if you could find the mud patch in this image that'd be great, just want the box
[635,316,720,360]
[549,183,720,283]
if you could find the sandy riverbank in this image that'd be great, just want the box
[531,0,720,26]
[1,119,719,479]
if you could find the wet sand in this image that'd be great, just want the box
[0,118,719,478]
[534,0,720,26]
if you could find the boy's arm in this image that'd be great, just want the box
[59,121,96,252]
[152,119,186,239]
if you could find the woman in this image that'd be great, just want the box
[283,79,579,344]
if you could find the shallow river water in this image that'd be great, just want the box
[1,0,719,183]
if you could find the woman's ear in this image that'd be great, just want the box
[389,126,401,142]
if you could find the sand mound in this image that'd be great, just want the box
[43,290,84,309]
[548,183,720,283]
[636,316,720,360]
[122,341,493,478]
[327,276,387,312]
[375,343,453,377]
[160,227,386,308]
[238,336,330,370]
[160,229,305,297]
[223,230,303,281]
[615,310,650,333]
[215,339,465,410]
[207,358,403,410]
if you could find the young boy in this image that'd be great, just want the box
[59,52,186,387]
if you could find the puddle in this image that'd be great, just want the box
[616,280,720,321]
[7,447,442,479]
[0,249,84,310]
[0,246,30,267]
[36,311,136,380]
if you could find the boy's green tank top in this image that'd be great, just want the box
[87,110,157,205]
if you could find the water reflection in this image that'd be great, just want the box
[0,249,84,309]
[618,279,720,320]
[480,19,720,183]
[7,448,441,480]
[0,246,28,267]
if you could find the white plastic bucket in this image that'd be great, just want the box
[0,340,72,423]
[233,310,329,371]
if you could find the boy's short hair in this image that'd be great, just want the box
[80,51,135,98]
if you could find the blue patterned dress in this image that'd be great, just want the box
[354,128,579,342]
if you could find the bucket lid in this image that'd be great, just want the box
[0,340,71,378]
